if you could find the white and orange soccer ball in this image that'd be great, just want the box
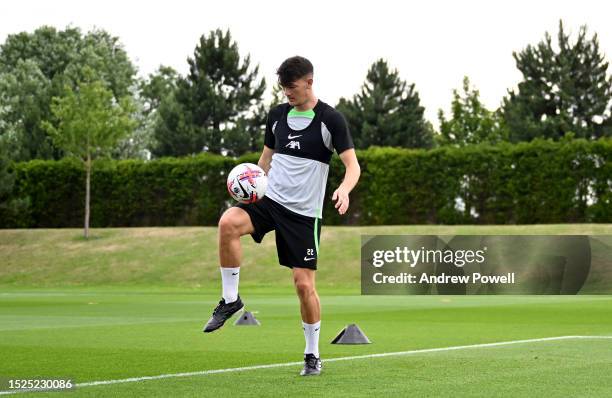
[226,163,267,204]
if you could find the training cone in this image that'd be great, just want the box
[234,311,260,326]
[331,323,371,344]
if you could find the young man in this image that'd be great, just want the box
[203,56,360,376]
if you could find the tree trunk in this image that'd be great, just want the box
[84,152,91,239]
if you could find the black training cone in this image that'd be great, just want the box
[331,323,371,344]
[234,311,260,326]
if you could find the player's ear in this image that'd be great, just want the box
[305,75,313,89]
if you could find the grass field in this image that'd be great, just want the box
[1,225,611,397]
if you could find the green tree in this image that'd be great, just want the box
[437,76,508,146]
[269,83,285,108]
[111,66,180,160]
[232,83,286,155]
[111,90,157,160]
[0,26,83,81]
[0,138,16,224]
[0,115,30,226]
[139,66,179,116]
[336,59,433,149]
[0,26,137,161]
[153,29,266,157]
[42,75,135,238]
[502,20,612,142]
[0,59,54,160]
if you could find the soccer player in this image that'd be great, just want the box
[203,56,360,376]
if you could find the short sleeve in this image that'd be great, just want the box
[327,110,354,154]
[264,105,286,149]
[264,112,275,149]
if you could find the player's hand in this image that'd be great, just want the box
[332,187,350,215]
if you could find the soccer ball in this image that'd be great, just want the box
[226,163,267,204]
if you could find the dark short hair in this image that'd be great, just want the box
[276,56,313,87]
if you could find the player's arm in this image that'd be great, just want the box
[259,107,277,175]
[332,149,360,215]
[258,145,274,175]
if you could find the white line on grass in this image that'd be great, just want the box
[1,335,611,395]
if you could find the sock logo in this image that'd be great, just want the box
[232,272,239,275]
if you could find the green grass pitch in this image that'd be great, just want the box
[1,225,611,397]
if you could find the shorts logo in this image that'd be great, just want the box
[305,248,315,261]
[286,140,301,150]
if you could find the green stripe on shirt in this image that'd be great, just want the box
[288,108,315,119]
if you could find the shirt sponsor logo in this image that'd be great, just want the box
[286,141,301,150]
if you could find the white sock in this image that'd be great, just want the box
[302,321,321,358]
[220,267,240,303]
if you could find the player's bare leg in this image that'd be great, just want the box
[294,268,322,375]
[203,207,254,333]
[293,268,320,323]
[218,207,254,267]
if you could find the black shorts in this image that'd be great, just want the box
[236,196,322,270]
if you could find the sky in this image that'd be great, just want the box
[1,0,612,125]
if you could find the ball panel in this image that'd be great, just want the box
[226,163,267,203]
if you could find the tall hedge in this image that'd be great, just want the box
[1,138,610,228]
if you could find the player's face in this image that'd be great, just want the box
[282,76,313,107]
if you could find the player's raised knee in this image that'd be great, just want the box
[218,210,239,236]
[218,208,252,237]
